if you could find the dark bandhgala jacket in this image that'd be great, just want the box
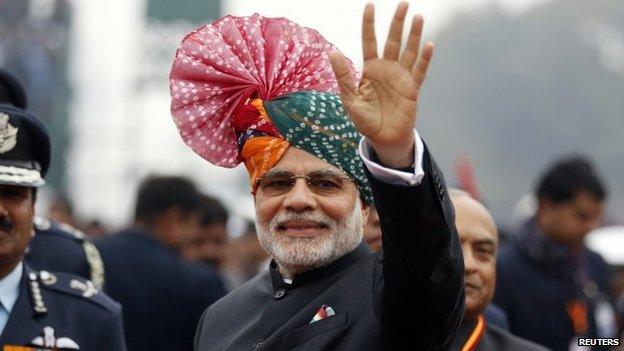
[194,149,465,350]
[450,316,550,351]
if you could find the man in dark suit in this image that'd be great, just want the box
[449,190,548,351]
[170,3,464,350]
[495,157,615,350]
[0,70,126,350]
[97,176,226,351]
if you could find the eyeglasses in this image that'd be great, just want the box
[256,170,353,196]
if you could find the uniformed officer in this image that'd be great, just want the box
[0,68,106,290]
[0,69,126,350]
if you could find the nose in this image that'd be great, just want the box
[463,246,478,275]
[282,178,317,212]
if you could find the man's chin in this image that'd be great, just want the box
[271,239,334,267]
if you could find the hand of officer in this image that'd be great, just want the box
[330,1,433,169]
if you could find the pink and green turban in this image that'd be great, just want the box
[169,14,373,204]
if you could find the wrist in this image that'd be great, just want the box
[370,140,415,169]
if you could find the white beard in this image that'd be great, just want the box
[255,197,364,275]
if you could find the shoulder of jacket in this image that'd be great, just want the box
[33,216,86,242]
[487,324,550,351]
[36,270,119,313]
[33,217,106,289]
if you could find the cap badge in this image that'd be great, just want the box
[0,112,17,154]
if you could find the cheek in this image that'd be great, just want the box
[14,206,34,246]
[15,205,34,230]
[318,197,355,222]
[480,263,496,291]
[255,197,281,223]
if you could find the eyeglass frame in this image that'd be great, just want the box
[253,169,355,196]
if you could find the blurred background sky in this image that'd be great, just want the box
[0,0,622,231]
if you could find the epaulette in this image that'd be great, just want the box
[34,216,84,242]
[33,215,53,232]
[36,271,118,312]
[32,216,105,289]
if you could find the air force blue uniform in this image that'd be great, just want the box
[0,264,126,350]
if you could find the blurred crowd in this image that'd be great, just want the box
[33,154,624,351]
[3,69,620,348]
[1,1,623,348]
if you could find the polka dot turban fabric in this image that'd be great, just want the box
[170,14,373,204]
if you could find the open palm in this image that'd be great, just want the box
[330,2,433,167]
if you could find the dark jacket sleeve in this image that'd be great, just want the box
[97,305,127,351]
[368,145,464,350]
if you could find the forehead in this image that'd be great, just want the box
[270,147,344,174]
[453,197,498,244]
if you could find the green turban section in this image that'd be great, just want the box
[263,91,373,205]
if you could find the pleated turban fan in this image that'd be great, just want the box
[169,14,373,204]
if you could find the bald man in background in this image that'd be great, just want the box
[449,190,548,351]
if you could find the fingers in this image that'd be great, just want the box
[362,3,377,62]
[329,51,357,106]
[411,41,434,88]
[382,1,409,61]
[399,15,424,69]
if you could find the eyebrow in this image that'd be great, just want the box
[262,168,347,178]
[262,169,294,178]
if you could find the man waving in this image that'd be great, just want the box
[170,2,464,350]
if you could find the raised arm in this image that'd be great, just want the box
[330,3,464,349]
[329,1,432,169]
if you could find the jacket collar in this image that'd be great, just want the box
[269,242,371,290]
[0,263,43,344]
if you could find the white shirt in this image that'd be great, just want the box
[0,261,23,335]
[359,129,425,186]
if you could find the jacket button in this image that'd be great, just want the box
[252,340,264,349]
[273,289,286,299]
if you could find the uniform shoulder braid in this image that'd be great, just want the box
[33,216,85,241]
[35,270,119,312]
[31,216,106,289]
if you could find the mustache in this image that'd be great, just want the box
[270,211,333,232]
[0,217,13,233]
